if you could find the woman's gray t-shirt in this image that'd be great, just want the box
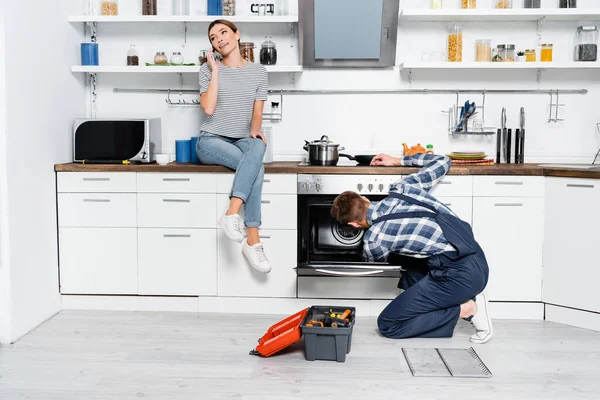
[199,61,268,139]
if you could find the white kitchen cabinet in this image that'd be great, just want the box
[217,229,297,298]
[216,194,297,230]
[429,176,473,197]
[137,172,217,193]
[58,193,137,227]
[138,228,217,296]
[57,172,136,193]
[436,196,473,226]
[543,178,600,313]
[472,197,544,301]
[297,277,400,300]
[217,173,297,194]
[59,228,138,294]
[137,193,217,228]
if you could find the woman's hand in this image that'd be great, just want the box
[370,153,400,166]
[251,131,267,145]
[207,50,219,72]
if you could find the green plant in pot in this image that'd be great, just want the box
[516,50,526,62]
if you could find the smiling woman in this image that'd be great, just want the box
[195,19,272,274]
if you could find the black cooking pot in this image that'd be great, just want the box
[340,153,376,165]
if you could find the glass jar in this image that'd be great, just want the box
[541,43,553,62]
[154,51,168,65]
[240,42,255,62]
[494,0,512,8]
[447,25,463,62]
[198,50,208,65]
[524,0,540,7]
[461,0,476,9]
[127,45,139,66]
[172,0,190,15]
[101,0,118,15]
[525,48,536,62]
[497,44,515,62]
[431,0,443,8]
[170,52,184,65]
[559,0,576,8]
[575,26,598,62]
[475,39,491,62]
[142,0,157,15]
[259,37,278,65]
[222,0,236,15]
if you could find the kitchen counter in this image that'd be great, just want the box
[54,162,600,179]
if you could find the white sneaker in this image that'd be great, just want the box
[218,213,244,243]
[469,293,493,344]
[242,240,272,273]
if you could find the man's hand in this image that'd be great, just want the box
[251,131,267,144]
[370,153,400,166]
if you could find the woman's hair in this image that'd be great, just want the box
[331,191,368,224]
[208,19,240,53]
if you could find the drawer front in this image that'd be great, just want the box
[473,176,544,197]
[297,277,400,300]
[217,194,297,229]
[429,176,473,197]
[58,193,137,227]
[436,196,473,225]
[138,228,217,296]
[217,173,297,194]
[137,173,217,193]
[138,194,217,228]
[57,172,136,193]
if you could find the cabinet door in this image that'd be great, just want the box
[59,228,138,294]
[137,193,217,228]
[543,178,600,312]
[218,229,297,298]
[436,196,472,226]
[138,229,217,296]
[217,194,297,230]
[472,197,544,301]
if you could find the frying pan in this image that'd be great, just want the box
[339,153,377,165]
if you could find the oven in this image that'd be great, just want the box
[297,174,405,278]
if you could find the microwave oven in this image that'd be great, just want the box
[73,118,162,163]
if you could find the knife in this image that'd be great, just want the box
[501,108,507,163]
[519,107,526,163]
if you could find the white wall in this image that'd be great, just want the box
[88,0,600,164]
[0,0,85,343]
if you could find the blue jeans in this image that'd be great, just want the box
[196,131,266,228]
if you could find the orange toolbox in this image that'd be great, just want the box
[249,306,356,362]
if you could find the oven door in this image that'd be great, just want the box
[297,194,404,277]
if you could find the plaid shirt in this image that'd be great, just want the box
[363,154,457,262]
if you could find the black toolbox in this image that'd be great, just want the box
[300,306,356,362]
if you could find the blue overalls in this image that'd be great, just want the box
[375,192,489,339]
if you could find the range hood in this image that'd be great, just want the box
[299,0,399,68]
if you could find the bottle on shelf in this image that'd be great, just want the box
[127,45,139,66]
[447,25,463,62]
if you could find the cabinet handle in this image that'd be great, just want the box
[494,181,524,185]
[315,269,384,277]
[162,199,191,203]
[566,184,594,189]
[163,178,190,182]
[82,177,110,181]
[163,234,191,238]
[439,181,452,185]
[259,235,271,239]
[261,200,271,204]
[494,203,523,207]
[444,203,452,206]
[263,179,271,183]
[83,199,110,202]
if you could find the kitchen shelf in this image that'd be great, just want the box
[71,65,303,73]
[68,15,298,23]
[399,62,600,70]
[400,8,600,22]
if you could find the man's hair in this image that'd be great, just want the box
[331,191,367,224]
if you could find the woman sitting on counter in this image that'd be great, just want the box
[196,19,271,274]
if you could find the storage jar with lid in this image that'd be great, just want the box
[447,25,463,63]
[461,0,476,9]
[172,0,190,15]
[541,44,553,62]
[142,0,157,15]
[524,0,540,7]
[525,48,536,62]
[431,0,442,8]
[101,0,118,15]
[199,50,208,65]
[240,42,255,62]
[575,26,598,62]
[475,39,491,62]
[494,0,512,8]
[127,45,139,66]
[170,52,184,65]
[559,0,576,8]
[497,44,515,62]
[260,37,278,65]
[222,0,235,15]
[154,52,168,64]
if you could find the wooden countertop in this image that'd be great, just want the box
[54,162,600,179]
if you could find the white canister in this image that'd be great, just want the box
[262,126,273,163]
